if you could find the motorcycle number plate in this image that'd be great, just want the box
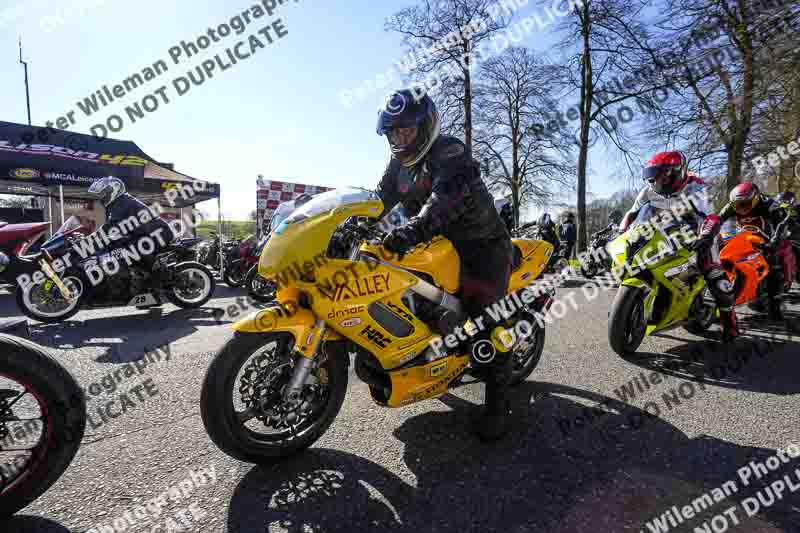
[127,293,158,307]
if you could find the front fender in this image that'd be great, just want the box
[621,277,658,320]
[233,302,329,357]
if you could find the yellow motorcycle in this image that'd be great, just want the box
[200,188,554,464]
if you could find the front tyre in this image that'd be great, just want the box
[200,332,349,464]
[164,263,215,309]
[608,285,647,356]
[0,335,86,518]
[245,266,275,303]
[15,275,85,324]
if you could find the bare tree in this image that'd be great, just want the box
[636,0,800,192]
[472,47,576,227]
[550,0,670,252]
[385,0,511,150]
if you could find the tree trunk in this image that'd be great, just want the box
[576,6,593,253]
[464,71,473,151]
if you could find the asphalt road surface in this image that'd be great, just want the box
[1,274,799,533]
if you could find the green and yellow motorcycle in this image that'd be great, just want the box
[606,202,716,356]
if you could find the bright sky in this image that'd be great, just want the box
[0,0,633,222]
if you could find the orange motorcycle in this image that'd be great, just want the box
[719,214,794,307]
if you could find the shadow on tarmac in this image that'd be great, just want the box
[225,382,800,533]
[0,284,264,363]
[1,515,74,532]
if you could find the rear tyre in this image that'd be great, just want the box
[580,261,598,279]
[684,288,716,335]
[509,320,545,385]
[165,263,215,309]
[200,332,349,464]
[223,261,247,288]
[0,334,86,518]
[608,285,647,356]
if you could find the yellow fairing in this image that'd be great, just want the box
[361,236,461,293]
[258,199,384,281]
[307,258,440,369]
[386,354,470,406]
[508,239,553,293]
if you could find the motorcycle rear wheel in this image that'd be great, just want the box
[509,320,546,385]
[0,334,86,518]
[580,261,598,279]
[200,332,349,464]
[165,263,215,309]
[608,285,647,356]
[684,289,716,335]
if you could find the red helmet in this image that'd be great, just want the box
[642,151,689,196]
[729,182,760,215]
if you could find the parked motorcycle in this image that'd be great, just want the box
[606,202,715,356]
[243,235,275,303]
[196,233,240,275]
[0,221,54,287]
[222,235,259,288]
[0,330,86,518]
[200,188,555,464]
[579,224,618,278]
[14,216,216,323]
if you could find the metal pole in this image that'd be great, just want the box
[48,194,53,236]
[218,196,223,275]
[18,37,31,125]
[59,185,65,227]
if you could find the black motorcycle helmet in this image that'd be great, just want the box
[376,89,441,167]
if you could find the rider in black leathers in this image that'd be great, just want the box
[375,89,515,441]
[84,176,175,268]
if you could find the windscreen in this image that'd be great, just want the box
[284,188,379,224]
[53,216,83,237]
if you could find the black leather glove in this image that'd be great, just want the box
[382,226,417,258]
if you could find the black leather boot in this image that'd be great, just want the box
[768,298,784,321]
[474,353,513,441]
[719,308,739,343]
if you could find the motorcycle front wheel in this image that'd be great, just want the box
[0,334,86,518]
[245,266,276,303]
[200,332,349,464]
[16,275,85,324]
[608,285,647,356]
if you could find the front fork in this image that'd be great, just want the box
[283,318,327,404]
[40,258,77,301]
